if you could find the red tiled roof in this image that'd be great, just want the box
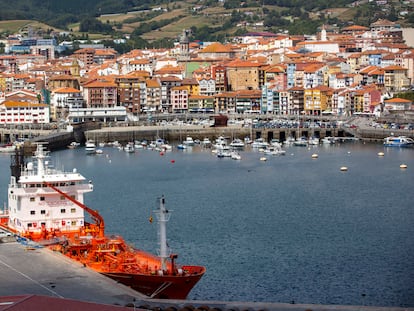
[199,42,233,53]
[385,97,412,103]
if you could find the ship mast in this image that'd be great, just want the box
[34,144,47,176]
[155,195,171,272]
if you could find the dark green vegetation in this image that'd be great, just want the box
[0,0,413,53]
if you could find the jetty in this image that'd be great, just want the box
[0,236,412,311]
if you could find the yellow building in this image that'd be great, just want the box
[304,85,332,115]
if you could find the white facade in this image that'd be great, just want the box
[0,102,50,124]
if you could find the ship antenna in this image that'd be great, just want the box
[155,195,171,272]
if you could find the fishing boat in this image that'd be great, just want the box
[383,136,414,147]
[0,144,205,299]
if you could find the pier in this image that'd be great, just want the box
[0,238,412,311]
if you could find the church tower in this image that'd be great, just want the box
[179,29,190,61]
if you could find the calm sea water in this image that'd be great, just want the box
[1,142,413,307]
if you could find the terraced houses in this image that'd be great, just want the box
[0,18,413,125]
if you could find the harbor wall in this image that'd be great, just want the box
[3,123,413,151]
[84,125,349,144]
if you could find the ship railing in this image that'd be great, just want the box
[13,182,92,192]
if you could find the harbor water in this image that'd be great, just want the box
[0,141,413,307]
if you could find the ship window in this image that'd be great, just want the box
[28,223,33,228]
[41,222,46,227]
[71,221,77,226]
[30,197,35,202]
[60,196,65,200]
[30,210,35,215]
[71,208,76,213]
[61,209,66,213]
[41,210,46,215]
[40,197,45,201]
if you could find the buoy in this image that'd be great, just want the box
[160,152,164,156]
[170,160,175,164]
[400,164,407,169]
[377,152,384,156]
[340,166,348,171]
[260,157,267,161]
[311,153,318,159]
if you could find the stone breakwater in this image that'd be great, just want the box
[84,125,349,144]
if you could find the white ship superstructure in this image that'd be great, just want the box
[7,144,93,238]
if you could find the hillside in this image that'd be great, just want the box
[0,0,413,48]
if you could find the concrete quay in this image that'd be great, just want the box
[0,237,412,311]
[84,124,348,145]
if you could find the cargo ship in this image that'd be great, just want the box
[0,144,205,299]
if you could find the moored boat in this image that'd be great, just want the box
[0,143,16,153]
[0,144,205,299]
[383,136,414,147]
[229,138,245,149]
[85,140,96,154]
[183,136,195,146]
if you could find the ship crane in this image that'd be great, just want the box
[43,181,105,238]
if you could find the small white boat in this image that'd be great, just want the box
[161,144,173,151]
[183,136,195,146]
[85,140,96,154]
[293,137,308,147]
[213,136,230,151]
[0,143,16,153]
[124,142,135,153]
[252,138,269,148]
[217,150,232,158]
[383,136,414,147]
[201,138,212,147]
[308,136,319,145]
[229,139,245,148]
[321,137,336,145]
[67,141,80,149]
[284,136,295,145]
[230,151,241,160]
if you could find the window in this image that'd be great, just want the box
[71,221,77,226]
[60,195,65,200]
[60,209,66,213]
[71,208,76,213]
[40,197,45,201]
[28,223,33,228]
[30,210,35,215]
[41,210,46,215]
[30,197,35,202]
